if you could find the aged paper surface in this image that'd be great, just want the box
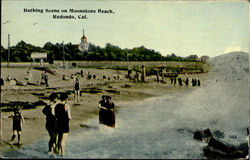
[1,0,249,159]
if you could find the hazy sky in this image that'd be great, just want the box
[1,0,249,57]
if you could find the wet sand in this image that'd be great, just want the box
[0,67,207,155]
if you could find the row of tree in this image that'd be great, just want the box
[1,41,197,63]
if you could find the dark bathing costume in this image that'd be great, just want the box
[55,103,70,133]
[13,113,22,131]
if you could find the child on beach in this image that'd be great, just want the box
[42,93,59,154]
[9,108,25,145]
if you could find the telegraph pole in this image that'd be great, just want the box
[62,41,65,68]
[7,34,10,67]
[126,51,130,78]
[126,51,129,68]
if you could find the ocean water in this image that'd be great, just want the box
[2,80,248,159]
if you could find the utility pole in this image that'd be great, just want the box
[126,51,131,78]
[62,41,65,68]
[7,34,10,67]
[126,51,129,68]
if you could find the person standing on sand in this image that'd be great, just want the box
[40,71,45,85]
[44,71,49,87]
[9,108,25,145]
[80,70,84,78]
[42,93,59,154]
[55,93,71,156]
[74,78,80,103]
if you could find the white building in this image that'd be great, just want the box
[78,29,88,52]
[31,52,47,62]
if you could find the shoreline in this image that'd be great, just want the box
[0,67,208,156]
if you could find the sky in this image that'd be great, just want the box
[1,0,249,57]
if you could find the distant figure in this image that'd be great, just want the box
[55,93,71,156]
[174,78,176,85]
[27,69,33,83]
[194,79,197,86]
[103,75,107,80]
[127,69,132,79]
[192,78,197,86]
[42,93,59,154]
[185,77,189,86]
[74,78,80,103]
[40,72,44,85]
[178,78,183,86]
[80,70,84,78]
[62,75,69,81]
[6,75,12,81]
[197,79,201,86]
[156,71,159,82]
[40,59,44,67]
[87,74,92,80]
[170,78,173,84]
[9,108,25,145]
[98,96,115,128]
[44,71,49,87]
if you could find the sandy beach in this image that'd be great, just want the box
[0,67,208,155]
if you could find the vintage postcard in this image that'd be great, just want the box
[1,0,249,159]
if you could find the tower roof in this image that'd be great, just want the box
[81,29,87,40]
[81,35,87,40]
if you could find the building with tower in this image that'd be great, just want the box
[78,29,88,52]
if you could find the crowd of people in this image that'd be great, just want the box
[170,77,201,86]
